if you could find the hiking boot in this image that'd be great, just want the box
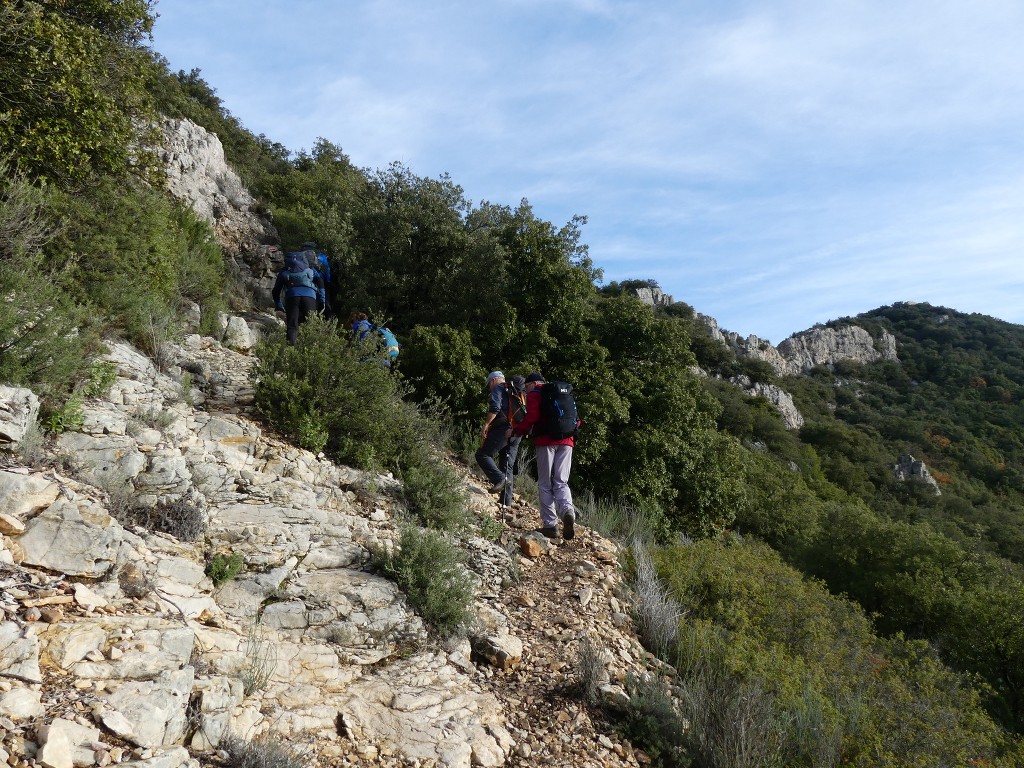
[562,511,576,541]
[487,479,506,494]
[535,526,560,540]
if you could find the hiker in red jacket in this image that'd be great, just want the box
[514,372,577,540]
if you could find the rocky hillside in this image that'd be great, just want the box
[0,327,657,768]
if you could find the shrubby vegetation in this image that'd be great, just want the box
[370,525,475,636]
[6,3,1024,757]
[252,316,468,529]
[632,537,1022,767]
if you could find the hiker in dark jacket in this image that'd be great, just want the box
[476,371,522,499]
[272,252,325,345]
[514,372,577,540]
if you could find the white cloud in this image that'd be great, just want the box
[152,0,1024,341]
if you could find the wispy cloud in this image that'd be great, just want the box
[152,0,1024,341]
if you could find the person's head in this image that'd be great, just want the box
[486,371,505,390]
[301,241,317,251]
[348,311,368,328]
[524,372,545,391]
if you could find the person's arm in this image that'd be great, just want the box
[481,386,503,442]
[313,271,326,310]
[272,273,284,310]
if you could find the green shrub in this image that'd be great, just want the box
[43,393,85,435]
[651,538,1015,767]
[44,178,224,355]
[399,450,468,530]
[0,2,159,184]
[0,160,98,401]
[253,318,467,528]
[371,526,474,635]
[82,361,118,398]
[253,317,409,468]
[207,552,244,586]
[615,673,691,768]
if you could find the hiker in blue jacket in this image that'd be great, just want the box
[302,241,334,317]
[273,251,325,345]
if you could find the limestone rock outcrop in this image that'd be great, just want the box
[0,386,39,447]
[159,117,281,309]
[778,325,898,375]
[626,285,674,308]
[696,314,903,430]
[700,315,899,378]
[729,376,805,430]
[894,454,942,495]
[698,314,786,368]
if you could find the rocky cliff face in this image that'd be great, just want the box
[695,315,901,429]
[777,325,898,375]
[728,376,805,430]
[701,316,899,378]
[893,454,942,496]
[159,118,282,309]
[625,286,674,308]
[0,322,655,768]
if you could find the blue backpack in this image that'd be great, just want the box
[283,253,316,289]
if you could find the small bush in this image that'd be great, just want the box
[371,525,475,636]
[82,361,118,398]
[476,513,504,543]
[207,552,244,586]
[136,405,176,431]
[118,498,206,542]
[616,673,691,768]
[254,318,467,529]
[179,371,195,406]
[399,451,468,530]
[219,735,304,768]
[630,540,683,659]
[241,618,278,696]
[15,421,47,468]
[87,469,134,520]
[42,393,85,435]
[576,635,607,706]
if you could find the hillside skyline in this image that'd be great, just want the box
[152,0,1024,343]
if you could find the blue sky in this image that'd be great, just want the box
[152,0,1024,343]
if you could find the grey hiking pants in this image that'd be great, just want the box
[535,444,575,529]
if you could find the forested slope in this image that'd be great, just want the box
[3,2,1024,764]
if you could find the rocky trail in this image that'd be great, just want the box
[0,322,660,768]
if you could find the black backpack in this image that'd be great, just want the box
[538,381,579,439]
